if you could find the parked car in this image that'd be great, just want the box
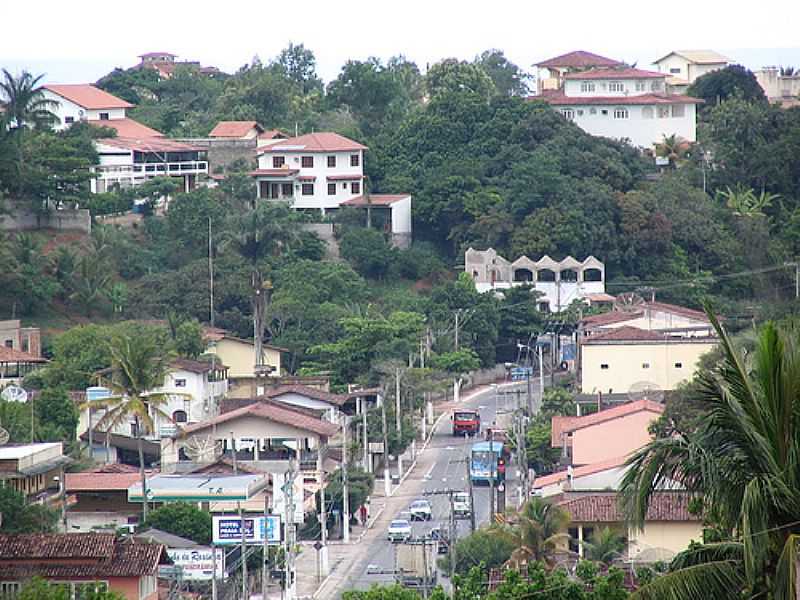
[388,519,412,542]
[409,499,433,521]
[452,492,471,518]
[428,526,450,554]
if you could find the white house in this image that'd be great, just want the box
[41,84,208,194]
[534,50,624,95]
[652,50,729,93]
[465,248,608,312]
[540,67,702,148]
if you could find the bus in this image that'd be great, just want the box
[469,441,507,485]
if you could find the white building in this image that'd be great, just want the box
[252,131,412,246]
[541,67,701,148]
[465,248,610,312]
[41,84,207,193]
[755,67,800,108]
[652,50,729,93]
[534,50,624,95]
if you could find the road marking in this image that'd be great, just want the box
[424,463,436,480]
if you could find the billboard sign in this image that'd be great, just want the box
[165,547,225,581]
[212,515,281,545]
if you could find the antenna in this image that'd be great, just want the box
[628,381,665,403]
[1,386,28,403]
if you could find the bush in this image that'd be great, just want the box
[85,192,132,216]
[140,501,212,544]
[339,228,396,279]
[389,242,447,281]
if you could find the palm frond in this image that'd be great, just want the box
[670,542,744,570]
[631,561,744,600]
[775,533,800,600]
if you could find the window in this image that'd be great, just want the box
[651,81,663,92]
[343,182,348,189]
[675,362,683,369]
[669,67,681,74]
[351,181,361,194]
[642,106,654,119]
[537,302,550,313]
[0,582,20,596]
[301,183,314,196]
[301,156,314,168]
[580,81,595,93]
[642,362,651,369]
[273,156,285,168]
[658,106,671,118]
[576,109,584,116]
[609,81,624,92]
[174,378,187,388]
[64,116,75,124]
[3,340,11,348]
[601,109,608,116]
[75,581,109,599]
[560,109,575,121]
[327,155,336,168]
[600,364,609,370]
[613,108,629,119]
[172,410,188,423]
[327,183,336,196]
[635,81,646,92]
[589,107,597,115]
[350,154,360,167]
[281,183,293,197]
[671,104,685,117]
[99,112,109,120]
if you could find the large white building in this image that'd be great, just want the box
[41,84,207,193]
[652,50,729,93]
[540,66,701,148]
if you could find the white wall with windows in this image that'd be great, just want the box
[41,90,127,130]
[564,78,665,98]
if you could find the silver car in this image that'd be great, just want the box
[387,519,412,542]
[409,499,433,521]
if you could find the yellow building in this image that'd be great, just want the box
[558,492,703,562]
[580,326,716,395]
[204,330,284,380]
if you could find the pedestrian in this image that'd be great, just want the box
[360,503,368,526]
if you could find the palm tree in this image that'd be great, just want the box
[583,526,627,565]
[620,306,800,600]
[0,69,58,132]
[83,331,179,521]
[655,134,689,169]
[500,497,570,568]
[716,184,778,218]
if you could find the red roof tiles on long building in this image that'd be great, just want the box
[535,51,623,69]
[585,326,667,342]
[260,132,367,153]
[559,492,698,522]
[209,121,263,138]
[182,400,339,437]
[533,455,630,488]
[44,84,133,109]
[90,118,163,138]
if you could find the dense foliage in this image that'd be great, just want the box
[140,501,213,544]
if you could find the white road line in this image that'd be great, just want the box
[424,462,436,480]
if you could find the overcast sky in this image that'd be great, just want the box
[3,0,800,84]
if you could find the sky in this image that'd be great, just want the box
[2,0,800,84]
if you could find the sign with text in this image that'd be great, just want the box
[166,547,224,581]
[272,473,305,524]
[212,515,281,545]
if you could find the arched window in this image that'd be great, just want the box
[513,268,534,282]
[560,269,578,282]
[583,268,603,282]
[172,410,188,423]
[537,269,556,282]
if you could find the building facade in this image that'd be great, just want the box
[0,443,71,504]
[756,67,800,108]
[652,50,729,93]
[465,248,607,312]
[534,50,624,95]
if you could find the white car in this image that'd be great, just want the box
[388,519,412,542]
[409,499,433,521]
[452,492,471,518]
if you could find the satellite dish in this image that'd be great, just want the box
[628,381,665,403]
[614,292,646,313]
[182,435,223,463]
[1,386,28,403]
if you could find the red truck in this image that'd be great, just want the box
[452,410,481,437]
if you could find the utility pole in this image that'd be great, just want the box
[284,445,299,600]
[395,368,403,477]
[342,416,350,543]
[786,261,799,299]
[489,429,496,524]
[230,433,247,600]
[423,490,459,576]
[538,343,545,401]
[262,478,271,600]
[454,311,460,351]
[465,459,476,533]
[362,399,369,471]
[208,216,214,327]
[381,390,391,497]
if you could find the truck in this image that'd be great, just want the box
[396,541,437,589]
[452,410,481,436]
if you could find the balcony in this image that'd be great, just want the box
[96,161,208,179]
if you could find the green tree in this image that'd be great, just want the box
[0,69,57,131]
[70,251,113,316]
[174,319,205,359]
[426,59,496,101]
[584,526,627,565]
[339,227,396,279]
[621,309,800,599]
[448,527,515,575]
[140,501,212,544]
[274,42,323,94]
[35,387,78,442]
[0,486,58,533]
[687,64,766,108]
[500,498,570,568]
[475,49,530,96]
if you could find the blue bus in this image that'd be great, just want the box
[469,441,507,485]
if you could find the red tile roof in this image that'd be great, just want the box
[557,399,664,440]
[264,384,348,407]
[0,534,164,578]
[535,51,623,69]
[171,358,224,374]
[564,67,665,80]
[66,470,155,492]
[44,84,133,109]
[260,132,367,153]
[551,415,581,447]
[586,326,666,342]
[340,194,411,207]
[645,301,708,321]
[209,121,263,138]
[182,400,339,437]
[98,137,202,153]
[543,93,703,106]
[582,311,642,327]
[90,118,163,138]
[0,347,47,363]
[533,455,629,488]
[559,492,698,522]
[140,52,177,58]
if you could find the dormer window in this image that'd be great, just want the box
[580,81,595,93]
[609,82,624,92]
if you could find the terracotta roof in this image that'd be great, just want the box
[559,492,699,522]
[554,399,664,443]
[260,132,367,153]
[340,194,411,207]
[209,121,263,138]
[98,136,203,153]
[535,51,623,69]
[551,415,581,447]
[533,455,629,488]
[250,168,299,177]
[171,358,224,374]
[0,347,47,363]
[264,384,348,407]
[66,471,155,492]
[92,463,139,473]
[645,301,708,321]
[90,118,163,138]
[564,67,665,80]
[584,293,616,302]
[0,534,164,579]
[653,50,729,65]
[582,311,642,327]
[586,326,666,342]
[44,84,133,109]
[140,52,177,58]
[543,93,703,106]
[188,456,264,475]
[181,401,339,437]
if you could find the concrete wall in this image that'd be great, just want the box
[206,338,282,379]
[0,203,91,233]
[175,138,257,174]
[628,521,703,561]
[571,410,660,465]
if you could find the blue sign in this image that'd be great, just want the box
[212,515,281,545]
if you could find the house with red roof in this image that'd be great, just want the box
[581,300,715,339]
[534,50,624,94]
[532,51,702,148]
[209,120,264,140]
[252,132,412,247]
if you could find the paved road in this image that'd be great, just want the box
[322,382,530,597]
